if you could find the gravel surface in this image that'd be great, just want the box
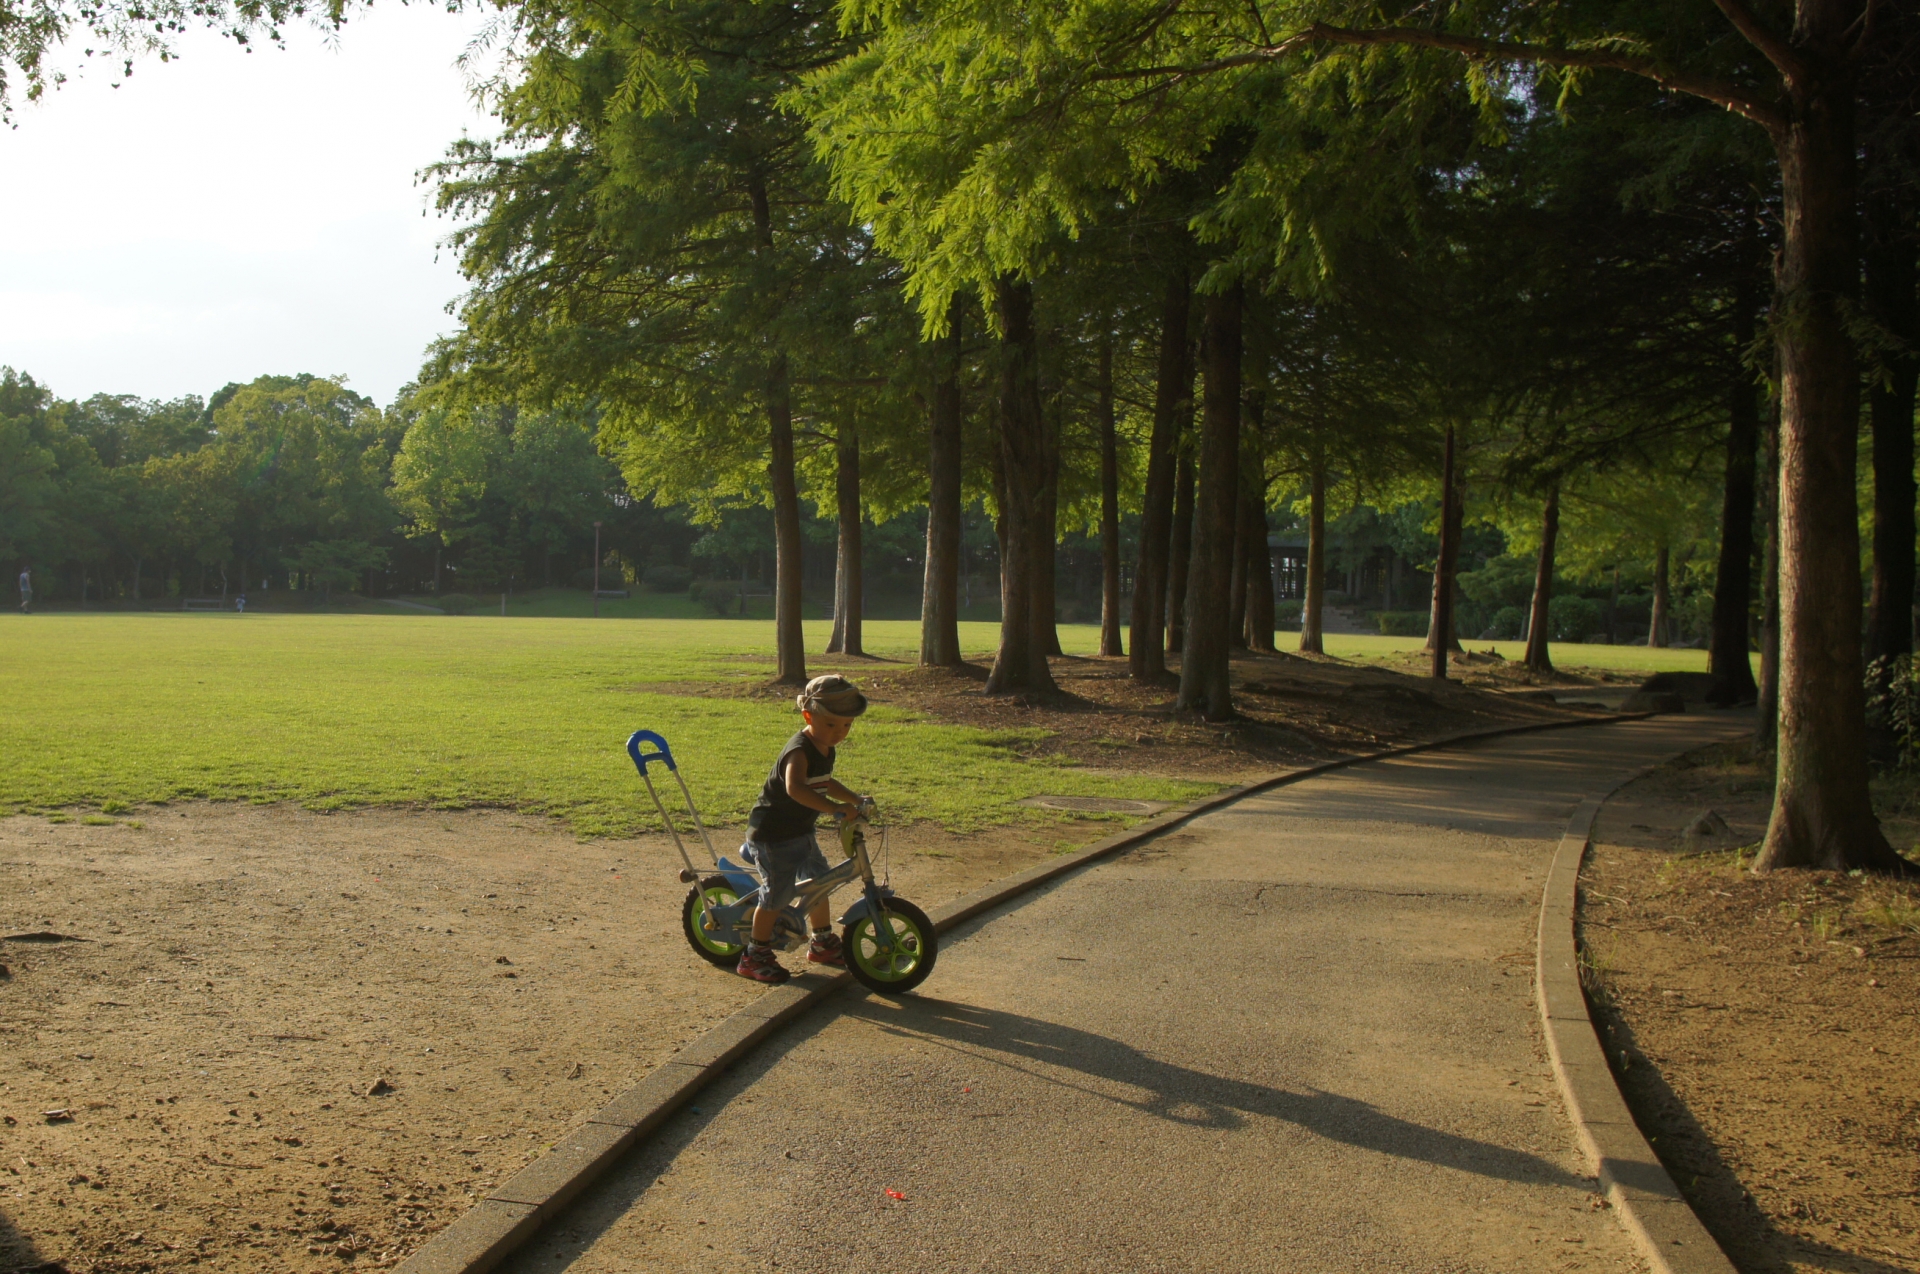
[497,713,1748,1273]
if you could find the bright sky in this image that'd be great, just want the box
[0,6,499,408]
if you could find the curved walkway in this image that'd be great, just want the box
[503,714,1747,1274]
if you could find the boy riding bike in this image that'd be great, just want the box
[737,674,870,984]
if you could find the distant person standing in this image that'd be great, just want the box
[235,593,247,613]
[17,567,29,614]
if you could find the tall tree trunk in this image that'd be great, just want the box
[985,277,1058,696]
[1755,41,1902,872]
[920,294,965,667]
[1241,424,1275,653]
[1865,180,1918,663]
[1426,424,1461,680]
[1227,475,1250,651]
[1097,336,1124,657]
[433,545,442,596]
[131,558,142,605]
[827,419,863,657]
[1036,397,1063,658]
[1524,485,1560,675]
[751,174,808,686]
[1129,268,1189,679]
[1167,447,1195,654]
[1176,282,1242,720]
[1300,452,1327,654]
[1708,288,1762,704]
[1647,547,1670,647]
[1757,386,1782,750]
[767,354,808,685]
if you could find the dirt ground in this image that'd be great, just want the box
[0,647,1615,1274]
[1582,742,1920,1274]
[0,805,1105,1274]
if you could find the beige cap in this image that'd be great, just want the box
[796,674,868,718]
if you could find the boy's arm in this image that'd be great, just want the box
[819,778,862,807]
[783,753,857,817]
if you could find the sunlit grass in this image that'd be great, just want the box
[0,614,1200,836]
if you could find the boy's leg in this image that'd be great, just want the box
[800,837,844,965]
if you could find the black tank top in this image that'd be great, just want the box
[747,730,834,842]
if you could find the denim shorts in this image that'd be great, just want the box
[743,831,830,911]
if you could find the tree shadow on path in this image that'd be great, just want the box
[847,994,1592,1191]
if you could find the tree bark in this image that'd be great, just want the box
[1524,485,1559,674]
[1097,335,1124,657]
[433,545,442,596]
[1864,179,1917,663]
[1708,290,1762,704]
[920,294,965,667]
[827,418,863,657]
[1176,282,1242,720]
[984,277,1057,696]
[750,174,807,685]
[1036,397,1063,658]
[1167,447,1195,654]
[1300,453,1327,654]
[1648,546,1670,647]
[1241,428,1275,653]
[1128,268,1190,680]
[1758,386,1782,750]
[1755,37,1902,872]
[1228,474,1250,651]
[767,354,808,685]
[1426,424,1461,680]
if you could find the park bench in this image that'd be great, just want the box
[593,588,630,599]
[182,598,227,612]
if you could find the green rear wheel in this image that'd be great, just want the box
[842,897,937,995]
[682,876,745,967]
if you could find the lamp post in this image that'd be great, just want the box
[592,521,603,618]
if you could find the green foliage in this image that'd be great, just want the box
[1374,611,1428,637]
[646,564,692,594]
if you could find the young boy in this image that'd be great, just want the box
[737,674,870,984]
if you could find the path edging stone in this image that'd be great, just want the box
[396,705,1663,1274]
[1536,770,1739,1274]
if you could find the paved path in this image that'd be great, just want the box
[502,714,1747,1274]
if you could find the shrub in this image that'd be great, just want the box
[1374,610,1428,637]
[1482,605,1526,641]
[647,564,693,594]
[1275,600,1303,628]
[1548,595,1603,642]
[701,584,739,616]
[436,593,478,614]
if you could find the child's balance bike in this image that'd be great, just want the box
[627,730,937,996]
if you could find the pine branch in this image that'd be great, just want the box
[1094,21,1786,135]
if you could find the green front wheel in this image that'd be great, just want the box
[682,876,745,968]
[842,897,937,995]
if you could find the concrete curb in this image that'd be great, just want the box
[1537,772,1739,1274]
[395,706,1661,1274]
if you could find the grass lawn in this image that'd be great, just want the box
[1304,631,1719,675]
[0,614,1211,836]
[0,613,1711,837]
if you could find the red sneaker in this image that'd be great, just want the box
[736,944,790,984]
[808,932,846,966]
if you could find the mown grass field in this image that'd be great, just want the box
[0,613,1710,836]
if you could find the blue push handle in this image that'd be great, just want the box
[627,730,676,775]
